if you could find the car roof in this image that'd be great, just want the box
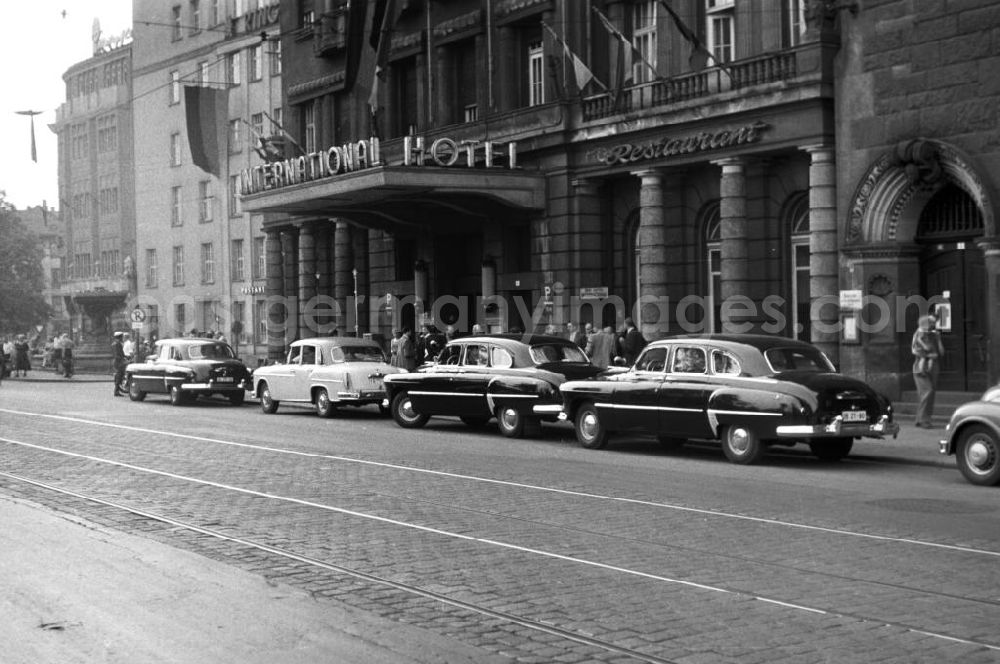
[660,333,820,352]
[155,338,227,346]
[290,337,381,348]
[452,334,575,347]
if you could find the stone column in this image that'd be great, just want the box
[634,170,667,340]
[414,260,429,326]
[297,223,316,339]
[352,229,370,334]
[804,145,839,362]
[315,224,332,296]
[280,229,298,345]
[978,237,1000,385]
[714,158,750,333]
[333,220,352,335]
[264,229,285,362]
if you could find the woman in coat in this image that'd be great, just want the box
[13,334,31,377]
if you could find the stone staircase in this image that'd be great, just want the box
[893,390,982,425]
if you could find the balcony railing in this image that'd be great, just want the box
[582,49,800,122]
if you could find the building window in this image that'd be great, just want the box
[171,5,182,40]
[200,300,217,332]
[302,101,316,153]
[210,0,221,26]
[200,242,215,284]
[300,1,315,29]
[251,112,264,138]
[97,115,118,153]
[228,119,241,153]
[190,0,201,35]
[174,303,187,335]
[272,107,283,130]
[145,248,158,288]
[170,132,183,166]
[706,0,735,63]
[231,239,245,281]
[99,176,119,215]
[701,201,722,333]
[171,186,183,226]
[99,249,120,278]
[249,44,263,81]
[172,245,185,286]
[255,299,268,344]
[632,1,658,84]
[199,60,210,85]
[391,57,418,137]
[252,236,265,279]
[147,304,160,329]
[528,41,544,106]
[232,300,246,343]
[782,0,805,47]
[229,175,241,217]
[452,39,477,124]
[70,124,89,160]
[198,181,213,222]
[785,192,810,341]
[269,38,282,75]
[227,51,241,86]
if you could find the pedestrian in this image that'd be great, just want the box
[912,314,945,428]
[112,332,127,396]
[618,317,646,366]
[388,328,401,367]
[13,334,31,377]
[122,332,135,362]
[586,326,616,370]
[566,322,586,349]
[60,333,75,378]
[41,337,54,368]
[399,328,417,371]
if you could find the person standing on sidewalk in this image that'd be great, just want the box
[112,332,127,396]
[912,314,945,428]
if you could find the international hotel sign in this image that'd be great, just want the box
[239,135,519,197]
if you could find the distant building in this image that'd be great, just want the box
[53,40,136,350]
[17,204,67,341]
[131,0,283,357]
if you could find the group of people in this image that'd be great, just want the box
[387,326,449,371]
[561,318,646,369]
[1,334,33,380]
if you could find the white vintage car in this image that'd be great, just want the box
[250,337,403,417]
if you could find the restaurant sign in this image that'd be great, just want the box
[589,121,770,166]
[239,134,519,196]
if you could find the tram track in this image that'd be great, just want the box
[1,430,999,660]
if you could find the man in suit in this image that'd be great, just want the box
[112,331,127,396]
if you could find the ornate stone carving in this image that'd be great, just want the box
[867,274,893,297]
[891,139,944,186]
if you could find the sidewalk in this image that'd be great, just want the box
[3,369,107,383]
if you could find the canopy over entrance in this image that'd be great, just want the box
[240,165,546,232]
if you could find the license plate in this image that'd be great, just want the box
[214,377,234,383]
[842,410,867,422]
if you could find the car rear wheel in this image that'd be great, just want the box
[316,389,336,418]
[259,383,279,414]
[228,391,246,406]
[460,416,490,429]
[127,376,146,402]
[721,424,765,464]
[657,435,685,451]
[956,425,1000,486]
[391,392,429,428]
[575,403,608,449]
[809,437,853,461]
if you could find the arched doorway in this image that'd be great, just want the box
[916,184,987,391]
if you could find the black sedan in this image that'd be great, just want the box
[383,334,602,437]
[126,338,251,406]
[558,334,899,464]
[939,386,1000,486]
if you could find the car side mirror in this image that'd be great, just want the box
[613,356,628,367]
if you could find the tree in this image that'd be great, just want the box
[0,193,50,333]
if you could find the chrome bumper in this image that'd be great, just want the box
[181,380,248,391]
[533,404,564,416]
[775,414,899,439]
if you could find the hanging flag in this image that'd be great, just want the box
[368,0,399,119]
[184,86,227,177]
[15,110,42,163]
[263,110,306,157]
[658,0,717,72]
[592,7,659,86]
[541,21,607,93]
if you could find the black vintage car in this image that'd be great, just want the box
[125,338,251,406]
[383,334,602,437]
[558,334,899,464]
[939,386,1000,486]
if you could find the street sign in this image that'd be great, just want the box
[130,307,146,323]
[839,290,863,311]
[131,321,143,331]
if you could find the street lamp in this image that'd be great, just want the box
[352,267,359,337]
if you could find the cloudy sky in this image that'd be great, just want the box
[1,1,131,210]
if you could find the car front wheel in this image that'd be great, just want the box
[574,403,608,449]
[169,384,187,406]
[127,376,146,402]
[259,383,279,414]
[316,388,336,418]
[809,437,853,461]
[721,424,765,464]
[956,425,1000,486]
[391,392,429,428]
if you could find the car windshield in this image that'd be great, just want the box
[188,343,236,360]
[764,346,835,373]
[338,346,386,362]
[529,343,588,365]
